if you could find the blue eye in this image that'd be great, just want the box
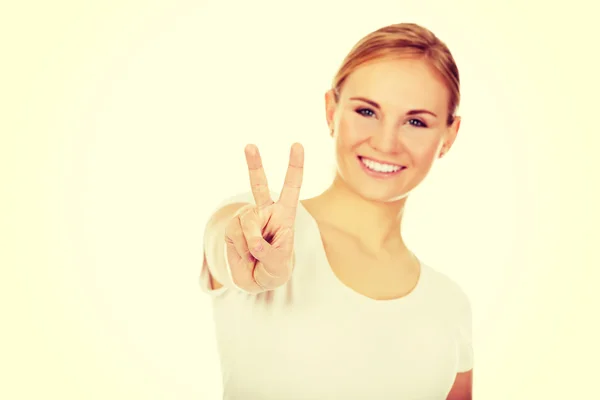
[356,108,376,118]
[408,119,427,128]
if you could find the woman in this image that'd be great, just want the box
[200,22,473,400]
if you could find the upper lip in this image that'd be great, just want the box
[359,155,405,167]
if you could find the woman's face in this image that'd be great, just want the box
[326,57,461,203]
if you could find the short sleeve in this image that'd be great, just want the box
[456,293,474,372]
[198,190,279,297]
[199,250,228,297]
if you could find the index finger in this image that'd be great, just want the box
[244,144,273,208]
[277,142,304,208]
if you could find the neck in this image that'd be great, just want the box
[307,175,408,256]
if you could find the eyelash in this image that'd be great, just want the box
[355,108,427,128]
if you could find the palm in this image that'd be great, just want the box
[260,202,296,251]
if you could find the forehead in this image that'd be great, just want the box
[341,57,450,112]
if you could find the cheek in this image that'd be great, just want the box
[404,134,443,165]
[337,115,373,148]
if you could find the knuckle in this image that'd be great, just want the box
[234,205,250,217]
[225,221,241,238]
[251,182,268,191]
[283,179,301,188]
[231,238,244,251]
[255,199,273,209]
[224,228,235,244]
[237,209,250,222]
[238,205,257,219]
[240,210,260,229]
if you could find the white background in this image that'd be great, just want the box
[2,0,598,398]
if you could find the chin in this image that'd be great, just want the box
[354,185,412,203]
[341,173,413,203]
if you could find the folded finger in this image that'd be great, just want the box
[239,208,272,260]
[225,216,254,265]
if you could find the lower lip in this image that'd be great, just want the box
[357,156,405,179]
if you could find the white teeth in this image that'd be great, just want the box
[361,157,402,173]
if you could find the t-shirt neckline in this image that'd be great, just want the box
[297,199,427,307]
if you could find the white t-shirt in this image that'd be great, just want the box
[199,192,474,400]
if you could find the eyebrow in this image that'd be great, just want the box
[349,96,438,118]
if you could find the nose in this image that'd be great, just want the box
[369,124,401,154]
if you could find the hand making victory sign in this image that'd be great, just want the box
[224,143,304,293]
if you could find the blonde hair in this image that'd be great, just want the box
[332,23,460,125]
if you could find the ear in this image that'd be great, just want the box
[325,89,338,137]
[439,116,461,159]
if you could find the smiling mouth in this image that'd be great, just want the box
[358,156,405,174]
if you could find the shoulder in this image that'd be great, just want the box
[421,262,472,311]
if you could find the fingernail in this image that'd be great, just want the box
[254,242,263,252]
